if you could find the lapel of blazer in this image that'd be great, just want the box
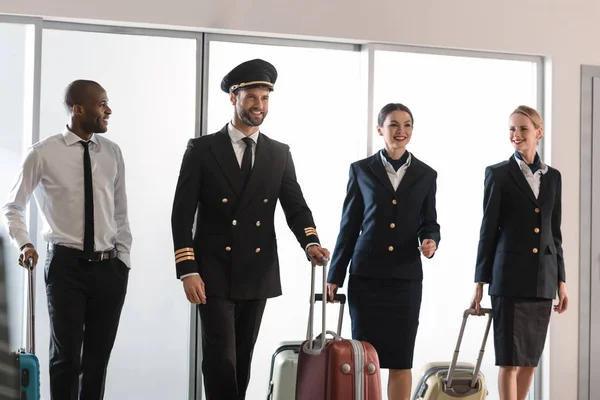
[238,133,272,211]
[210,125,242,197]
[368,152,396,196]
[396,155,425,195]
[507,155,539,205]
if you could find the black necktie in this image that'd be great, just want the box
[81,141,95,254]
[240,137,253,191]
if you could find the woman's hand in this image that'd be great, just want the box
[327,283,339,303]
[554,281,568,314]
[420,239,437,258]
[470,283,484,315]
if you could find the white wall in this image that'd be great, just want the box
[1,1,595,398]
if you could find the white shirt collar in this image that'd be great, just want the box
[227,122,259,145]
[379,149,412,169]
[514,155,549,175]
[62,125,99,146]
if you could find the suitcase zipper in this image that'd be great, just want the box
[349,340,364,400]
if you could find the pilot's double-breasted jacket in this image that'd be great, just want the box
[171,125,320,300]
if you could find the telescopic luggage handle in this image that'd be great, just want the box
[304,257,337,354]
[24,257,35,355]
[446,307,492,388]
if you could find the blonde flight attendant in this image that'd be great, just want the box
[471,105,569,400]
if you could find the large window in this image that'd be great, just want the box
[205,37,363,399]
[35,26,198,400]
[0,19,38,352]
[372,48,540,399]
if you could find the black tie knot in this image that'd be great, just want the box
[242,137,253,147]
[80,140,90,148]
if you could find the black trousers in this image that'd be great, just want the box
[199,297,267,400]
[45,247,129,400]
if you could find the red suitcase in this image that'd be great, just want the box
[295,260,382,400]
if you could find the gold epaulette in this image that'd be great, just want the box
[304,227,318,237]
[175,247,195,264]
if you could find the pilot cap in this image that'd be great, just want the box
[220,59,278,94]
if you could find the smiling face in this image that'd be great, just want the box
[231,87,270,128]
[73,85,111,134]
[377,110,413,153]
[509,112,542,153]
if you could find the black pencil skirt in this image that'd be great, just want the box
[347,274,422,370]
[491,296,552,367]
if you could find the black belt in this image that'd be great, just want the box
[47,243,118,262]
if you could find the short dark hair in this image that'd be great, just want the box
[377,103,414,127]
[63,80,102,113]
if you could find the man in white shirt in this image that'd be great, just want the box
[2,80,132,400]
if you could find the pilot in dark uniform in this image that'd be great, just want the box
[170,59,330,400]
[471,106,569,399]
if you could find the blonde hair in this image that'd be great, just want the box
[511,105,544,131]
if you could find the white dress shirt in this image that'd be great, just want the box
[514,156,549,199]
[1,127,132,267]
[380,150,412,190]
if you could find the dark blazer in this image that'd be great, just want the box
[327,152,440,287]
[474,155,565,299]
[171,125,320,300]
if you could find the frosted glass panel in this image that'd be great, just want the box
[36,29,197,400]
[373,50,539,399]
[206,40,362,399]
[0,21,36,352]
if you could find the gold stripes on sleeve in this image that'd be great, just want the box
[304,227,319,237]
[175,247,195,264]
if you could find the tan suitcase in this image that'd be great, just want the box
[412,308,492,400]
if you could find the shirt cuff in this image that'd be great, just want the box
[180,272,199,281]
[15,233,33,251]
[117,252,131,269]
[305,242,320,252]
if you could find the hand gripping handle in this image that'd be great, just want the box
[446,307,492,388]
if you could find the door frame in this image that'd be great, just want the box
[578,64,600,400]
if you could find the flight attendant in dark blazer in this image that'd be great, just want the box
[327,103,440,400]
[471,105,569,400]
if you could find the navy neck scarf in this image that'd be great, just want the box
[515,151,541,174]
[382,149,409,172]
